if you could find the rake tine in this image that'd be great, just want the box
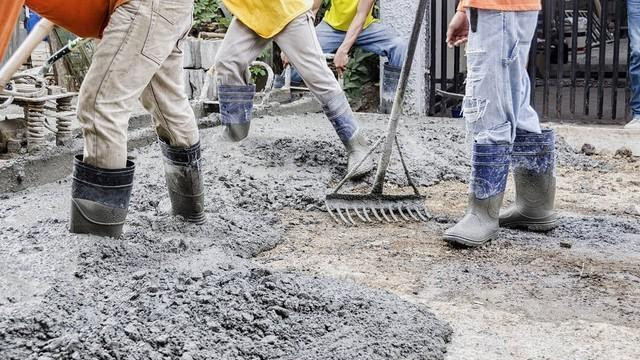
[415,207,429,221]
[353,207,368,222]
[361,207,373,222]
[344,208,357,225]
[370,207,383,222]
[407,207,420,221]
[397,206,411,221]
[380,208,392,222]
[336,207,351,225]
[388,206,399,222]
[326,202,340,224]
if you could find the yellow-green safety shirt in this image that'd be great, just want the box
[222,0,312,38]
[323,0,376,32]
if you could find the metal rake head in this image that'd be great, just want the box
[325,193,430,225]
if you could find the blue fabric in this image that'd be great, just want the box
[25,12,42,34]
[218,85,255,125]
[629,0,640,117]
[511,129,555,175]
[471,144,511,199]
[290,20,407,83]
[322,93,358,142]
[463,9,541,145]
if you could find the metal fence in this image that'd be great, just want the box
[429,0,630,124]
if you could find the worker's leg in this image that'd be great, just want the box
[627,0,640,128]
[72,0,193,237]
[214,18,270,141]
[140,14,204,224]
[289,20,345,84]
[275,12,373,179]
[354,22,407,67]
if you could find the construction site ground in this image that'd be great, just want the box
[1,113,639,359]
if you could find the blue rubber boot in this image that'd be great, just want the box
[443,143,511,247]
[218,84,255,142]
[499,129,558,231]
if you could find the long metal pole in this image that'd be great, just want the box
[371,0,428,194]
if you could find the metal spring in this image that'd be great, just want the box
[56,97,73,144]
[25,101,46,151]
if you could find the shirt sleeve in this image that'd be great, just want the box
[457,1,466,12]
[0,1,26,61]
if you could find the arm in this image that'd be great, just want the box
[312,0,323,17]
[334,0,375,74]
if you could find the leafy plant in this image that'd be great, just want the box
[343,48,379,101]
[193,0,229,33]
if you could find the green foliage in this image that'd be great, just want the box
[343,48,379,100]
[193,0,228,33]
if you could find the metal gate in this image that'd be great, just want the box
[429,0,631,124]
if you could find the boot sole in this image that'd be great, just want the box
[500,218,559,232]
[442,230,498,248]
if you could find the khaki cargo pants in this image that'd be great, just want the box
[215,12,343,105]
[77,0,199,169]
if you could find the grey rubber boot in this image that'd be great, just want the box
[69,155,135,238]
[159,139,205,224]
[500,129,558,231]
[323,93,374,179]
[218,84,255,142]
[343,129,375,179]
[380,63,401,114]
[443,143,511,247]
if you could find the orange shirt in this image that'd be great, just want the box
[0,0,128,60]
[457,0,541,12]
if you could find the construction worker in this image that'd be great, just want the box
[216,0,375,179]
[0,0,204,238]
[278,0,407,91]
[443,0,558,247]
[627,0,640,129]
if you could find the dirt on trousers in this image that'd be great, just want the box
[0,113,638,359]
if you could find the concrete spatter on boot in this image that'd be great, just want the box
[469,144,511,200]
[218,84,256,125]
[322,93,358,142]
[511,128,556,175]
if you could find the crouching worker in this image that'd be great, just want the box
[443,0,558,247]
[1,0,205,237]
[215,0,375,179]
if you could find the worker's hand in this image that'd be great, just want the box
[334,48,349,76]
[281,52,290,67]
[446,11,469,47]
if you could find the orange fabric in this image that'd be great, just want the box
[457,0,541,12]
[0,0,26,60]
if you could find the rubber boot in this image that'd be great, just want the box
[380,63,401,114]
[218,84,255,142]
[500,129,558,231]
[323,93,374,179]
[159,139,205,224]
[69,155,135,237]
[443,143,511,247]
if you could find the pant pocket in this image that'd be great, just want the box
[141,0,192,65]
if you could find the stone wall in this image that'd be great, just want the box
[181,38,223,100]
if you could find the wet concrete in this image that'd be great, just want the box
[0,114,457,359]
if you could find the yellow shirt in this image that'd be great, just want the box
[323,0,376,32]
[223,0,311,38]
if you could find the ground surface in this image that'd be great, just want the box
[1,113,639,359]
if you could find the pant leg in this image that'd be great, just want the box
[274,13,345,104]
[214,18,270,85]
[463,9,539,145]
[77,0,192,169]
[628,0,640,117]
[354,22,407,67]
[140,13,199,148]
[290,21,345,83]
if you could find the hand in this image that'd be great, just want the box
[334,48,349,76]
[446,11,469,47]
[281,52,290,67]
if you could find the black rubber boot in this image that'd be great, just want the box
[69,155,135,237]
[443,143,511,247]
[159,139,205,224]
[218,84,255,142]
[380,63,401,114]
[500,129,558,231]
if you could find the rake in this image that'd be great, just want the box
[325,0,430,225]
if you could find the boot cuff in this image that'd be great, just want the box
[218,84,256,102]
[159,139,201,164]
[73,155,135,187]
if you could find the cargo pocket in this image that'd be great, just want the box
[141,0,192,65]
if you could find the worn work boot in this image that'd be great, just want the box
[443,143,511,247]
[500,129,558,231]
[69,155,135,237]
[323,93,374,179]
[218,84,255,142]
[159,139,205,224]
[380,63,401,114]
